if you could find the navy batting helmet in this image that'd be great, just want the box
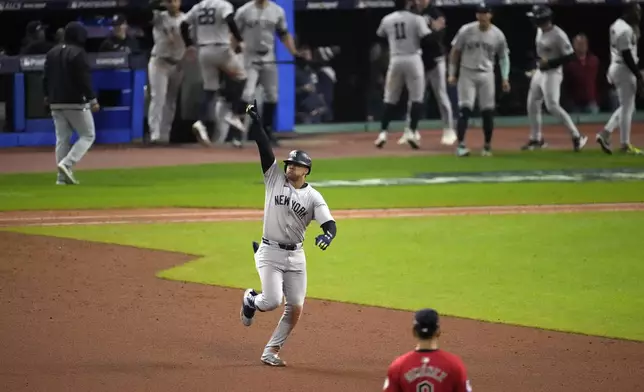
[283,150,312,175]
[527,5,553,25]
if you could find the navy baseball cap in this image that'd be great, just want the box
[476,2,492,13]
[111,14,127,26]
[26,21,45,35]
[414,308,440,336]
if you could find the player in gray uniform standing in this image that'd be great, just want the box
[182,0,248,146]
[597,4,643,155]
[400,0,456,147]
[448,3,510,157]
[522,5,588,152]
[235,0,300,146]
[240,101,337,367]
[374,0,433,149]
[147,0,190,145]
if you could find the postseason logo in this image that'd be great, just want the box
[0,1,24,10]
[20,56,47,71]
[68,0,118,8]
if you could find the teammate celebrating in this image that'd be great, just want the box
[374,0,433,150]
[147,0,188,145]
[522,5,588,152]
[240,101,337,367]
[597,4,643,155]
[447,3,510,157]
[383,308,472,392]
[448,3,510,157]
[182,0,248,146]
[400,0,456,147]
[235,0,299,147]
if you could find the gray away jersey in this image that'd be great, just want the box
[610,18,639,65]
[185,0,234,45]
[151,11,187,61]
[377,10,431,56]
[235,0,287,54]
[536,25,573,69]
[451,21,508,72]
[262,161,334,244]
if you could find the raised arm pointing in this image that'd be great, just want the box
[246,101,276,174]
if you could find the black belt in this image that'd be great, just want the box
[152,56,181,65]
[262,237,298,251]
[255,50,269,56]
[199,43,228,47]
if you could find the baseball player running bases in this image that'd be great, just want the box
[374,0,433,149]
[400,0,456,147]
[240,102,338,367]
[383,308,472,392]
[147,0,189,145]
[597,4,644,155]
[182,0,248,146]
[235,0,300,147]
[522,5,588,152]
[448,3,510,157]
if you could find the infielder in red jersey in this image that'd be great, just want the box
[383,308,472,392]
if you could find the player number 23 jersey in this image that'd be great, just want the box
[610,18,639,65]
[262,161,334,244]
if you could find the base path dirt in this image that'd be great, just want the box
[1,204,644,391]
[1,203,644,227]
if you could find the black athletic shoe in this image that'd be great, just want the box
[520,139,547,151]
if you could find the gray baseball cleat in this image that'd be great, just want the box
[596,132,613,155]
[57,163,79,185]
[240,288,257,327]
[261,352,287,367]
[573,135,588,152]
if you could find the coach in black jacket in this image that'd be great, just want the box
[43,22,99,185]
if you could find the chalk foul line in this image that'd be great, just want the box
[0,203,643,227]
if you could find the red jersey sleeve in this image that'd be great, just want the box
[383,359,403,392]
[452,356,473,392]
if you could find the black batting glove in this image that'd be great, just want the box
[315,232,333,251]
[245,99,261,122]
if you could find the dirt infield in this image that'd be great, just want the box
[1,203,644,227]
[1,204,644,392]
[2,125,644,391]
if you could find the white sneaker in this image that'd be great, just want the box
[192,120,212,146]
[397,128,412,145]
[225,114,246,133]
[441,129,457,146]
[456,145,470,157]
[374,131,387,148]
[231,139,243,149]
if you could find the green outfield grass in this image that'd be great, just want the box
[1,151,644,211]
[8,211,644,341]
